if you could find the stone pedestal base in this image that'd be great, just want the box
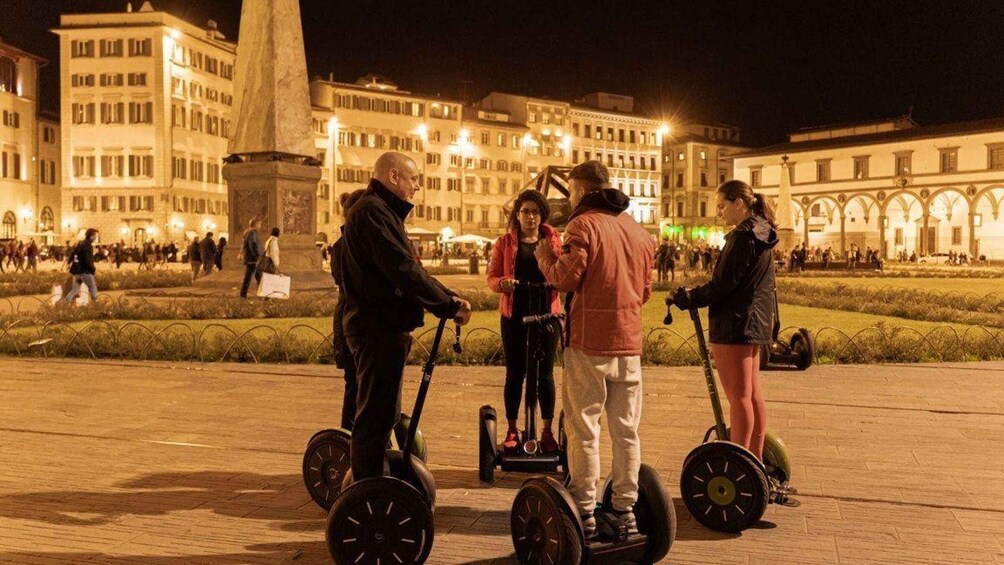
[777,228,798,255]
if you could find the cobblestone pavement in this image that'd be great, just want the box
[1,358,1002,564]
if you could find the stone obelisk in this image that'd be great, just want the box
[776,155,797,252]
[198,0,329,290]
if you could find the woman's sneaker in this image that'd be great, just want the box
[539,429,559,453]
[502,430,520,455]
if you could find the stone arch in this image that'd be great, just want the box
[880,189,925,217]
[925,187,972,221]
[974,185,1004,220]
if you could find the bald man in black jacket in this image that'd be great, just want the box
[340,152,472,480]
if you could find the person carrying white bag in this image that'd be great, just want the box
[257,227,290,298]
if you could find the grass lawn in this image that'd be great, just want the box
[784,277,1004,296]
[8,295,974,338]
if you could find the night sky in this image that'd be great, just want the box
[3,0,1004,146]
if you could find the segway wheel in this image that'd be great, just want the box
[758,343,771,370]
[601,464,676,563]
[479,405,497,483]
[511,478,582,565]
[326,477,434,565]
[701,426,791,485]
[302,429,352,511]
[394,413,428,463]
[791,329,815,370]
[680,442,768,533]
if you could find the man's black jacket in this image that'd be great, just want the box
[340,179,459,336]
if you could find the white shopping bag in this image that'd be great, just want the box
[50,284,62,305]
[257,272,291,299]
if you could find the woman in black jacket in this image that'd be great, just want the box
[672,180,778,462]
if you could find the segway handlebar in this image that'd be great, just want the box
[521,312,565,325]
[664,296,674,325]
[515,281,555,290]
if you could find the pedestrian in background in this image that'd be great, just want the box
[188,236,202,282]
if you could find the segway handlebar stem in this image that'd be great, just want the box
[666,296,730,441]
[403,317,454,457]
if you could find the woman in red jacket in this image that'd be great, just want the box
[487,190,563,454]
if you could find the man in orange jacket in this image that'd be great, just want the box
[535,160,655,539]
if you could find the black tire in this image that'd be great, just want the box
[326,477,434,565]
[601,464,676,564]
[302,429,352,511]
[680,442,768,533]
[791,329,815,371]
[479,405,497,483]
[703,425,789,485]
[511,478,582,565]
[758,343,771,370]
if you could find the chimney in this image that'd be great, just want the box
[328,72,334,81]
[207,19,218,30]
[126,2,133,12]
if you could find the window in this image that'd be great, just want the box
[480,131,490,145]
[129,102,154,124]
[71,40,95,58]
[72,155,96,178]
[676,201,685,218]
[894,228,904,245]
[952,226,962,246]
[750,168,762,188]
[172,104,186,128]
[127,155,153,178]
[0,56,16,94]
[129,38,152,56]
[719,169,727,185]
[100,155,124,177]
[71,74,95,87]
[895,152,912,176]
[12,153,20,179]
[607,127,614,141]
[2,211,15,239]
[100,73,124,87]
[939,148,958,173]
[172,155,187,180]
[853,156,870,179]
[100,39,124,57]
[988,145,1004,169]
[100,102,125,124]
[619,129,626,142]
[676,173,684,187]
[816,160,831,182]
[72,103,96,125]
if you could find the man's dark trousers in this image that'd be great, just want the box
[240,264,261,297]
[347,331,413,479]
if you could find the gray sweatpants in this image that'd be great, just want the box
[562,346,643,516]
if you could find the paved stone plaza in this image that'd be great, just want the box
[0,357,1002,564]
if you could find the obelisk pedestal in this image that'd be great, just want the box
[195,0,331,291]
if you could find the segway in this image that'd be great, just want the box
[666,297,796,533]
[480,282,566,483]
[760,288,815,371]
[325,317,460,565]
[303,374,430,509]
[510,463,676,563]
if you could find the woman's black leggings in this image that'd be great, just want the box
[500,315,559,422]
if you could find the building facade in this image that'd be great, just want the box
[660,122,746,245]
[569,95,665,232]
[733,116,1004,260]
[0,40,61,245]
[54,4,235,245]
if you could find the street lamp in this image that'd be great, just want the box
[328,117,340,228]
[412,123,429,224]
[455,129,471,235]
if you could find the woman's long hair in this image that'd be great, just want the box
[717,180,777,228]
[507,189,551,234]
